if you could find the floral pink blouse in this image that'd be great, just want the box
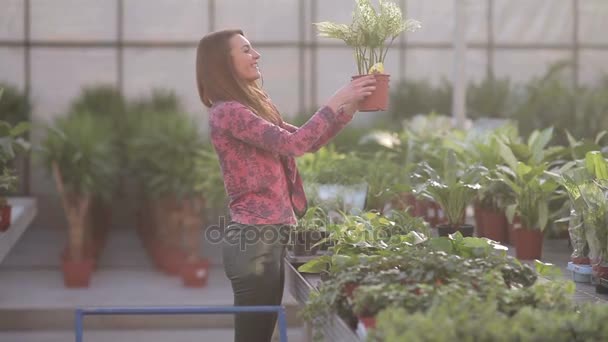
[209,101,353,225]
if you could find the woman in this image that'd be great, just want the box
[196,29,376,342]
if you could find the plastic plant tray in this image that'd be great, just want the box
[567,262,593,283]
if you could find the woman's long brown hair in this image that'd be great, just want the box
[196,29,282,125]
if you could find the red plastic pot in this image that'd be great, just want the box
[0,205,12,232]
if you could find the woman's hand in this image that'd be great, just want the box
[325,75,377,116]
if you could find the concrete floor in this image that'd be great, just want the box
[0,226,303,341]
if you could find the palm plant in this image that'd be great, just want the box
[39,112,120,261]
[127,111,211,276]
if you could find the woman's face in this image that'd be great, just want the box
[229,34,261,83]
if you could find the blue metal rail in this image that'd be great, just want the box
[75,305,288,342]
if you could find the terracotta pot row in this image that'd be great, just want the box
[474,206,544,260]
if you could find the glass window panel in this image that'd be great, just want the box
[124,0,207,41]
[405,48,487,84]
[31,0,117,41]
[123,47,201,117]
[579,50,608,85]
[215,0,299,42]
[0,48,25,90]
[0,0,24,40]
[257,48,300,116]
[493,50,571,83]
[30,48,117,122]
[579,0,608,45]
[493,0,572,44]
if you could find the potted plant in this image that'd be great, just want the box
[415,149,484,237]
[314,0,421,111]
[496,143,561,259]
[127,110,210,286]
[466,127,518,242]
[0,166,17,231]
[550,151,608,291]
[291,206,328,256]
[67,85,128,255]
[39,112,120,287]
[0,117,30,231]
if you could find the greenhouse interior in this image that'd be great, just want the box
[1,0,608,341]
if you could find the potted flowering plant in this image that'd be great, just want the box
[314,0,421,111]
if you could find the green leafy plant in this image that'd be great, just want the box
[466,74,515,119]
[415,149,484,227]
[549,151,608,263]
[38,112,120,260]
[0,119,29,205]
[127,88,182,114]
[0,83,31,126]
[369,283,590,342]
[314,0,420,75]
[388,79,452,120]
[69,85,126,117]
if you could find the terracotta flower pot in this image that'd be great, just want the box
[343,282,359,299]
[358,316,376,330]
[62,255,95,288]
[572,257,591,265]
[181,259,210,288]
[61,244,98,270]
[473,203,484,237]
[351,74,390,112]
[507,218,518,245]
[0,205,12,232]
[514,226,544,260]
[480,209,509,244]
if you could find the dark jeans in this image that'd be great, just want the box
[222,222,291,342]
